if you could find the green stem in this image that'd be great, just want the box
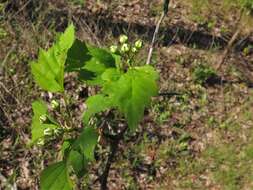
[63,92,72,128]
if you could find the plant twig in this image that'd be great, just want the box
[99,125,127,190]
[8,0,32,21]
[62,93,73,128]
[146,13,165,65]
[146,0,170,65]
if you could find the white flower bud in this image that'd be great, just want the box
[53,128,61,136]
[44,128,52,136]
[119,35,128,44]
[132,47,138,53]
[51,100,59,109]
[121,43,130,53]
[39,114,47,124]
[37,138,44,146]
[110,45,118,53]
[135,39,143,49]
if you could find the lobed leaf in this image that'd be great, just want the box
[65,39,91,72]
[79,46,117,85]
[31,24,75,92]
[103,65,159,130]
[87,46,115,68]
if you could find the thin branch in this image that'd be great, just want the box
[158,91,182,97]
[8,0,32,21]
[99,125,127,190]
[146,12,165,65]
[216,9,244,70]
[0,81,20,105]
[99,139,118,190]
[0,45,16,72]
[146,0,170,65]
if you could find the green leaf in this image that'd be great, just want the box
[111,54,122,70]
[65,44,117,85]
[61,140,89,178]
[104,65,159,130]
[101,68,121,82]
[40,161,72,190]
[87,46,115,68]
[83,94,114,125]
[31,100,58,144]
[73,127,98,160]
[68,150,88,178]
[65,39,91,72]
[79,46,116,85]
[31,24,75,92]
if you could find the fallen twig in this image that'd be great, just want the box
[146,0,170,65]
[216,9,244,70]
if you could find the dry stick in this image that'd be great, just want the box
[146,12,165,65]
[146,0,169,65]
[8,0,32,21]
[216,9,244,70]
[216,28,241,70]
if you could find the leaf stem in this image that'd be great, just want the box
[63,92,72,128]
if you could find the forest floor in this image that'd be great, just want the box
[1,0,253,189]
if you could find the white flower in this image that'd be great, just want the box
[39,114,47,124]
[37,138,45,146]
[51,100,59,109]
[119,35,128,44]
[53,128,61,136]
[132,47,138,53]
[110,45,118,53]
[43,128,52,136]
[135,39,143,49]
[121,43,130,53]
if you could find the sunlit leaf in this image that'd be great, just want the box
[31,24,75,92]
[103,65,159,130]
[40,161,72,190]
[83,94,114,125]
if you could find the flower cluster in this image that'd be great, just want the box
[110,35,143,55]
